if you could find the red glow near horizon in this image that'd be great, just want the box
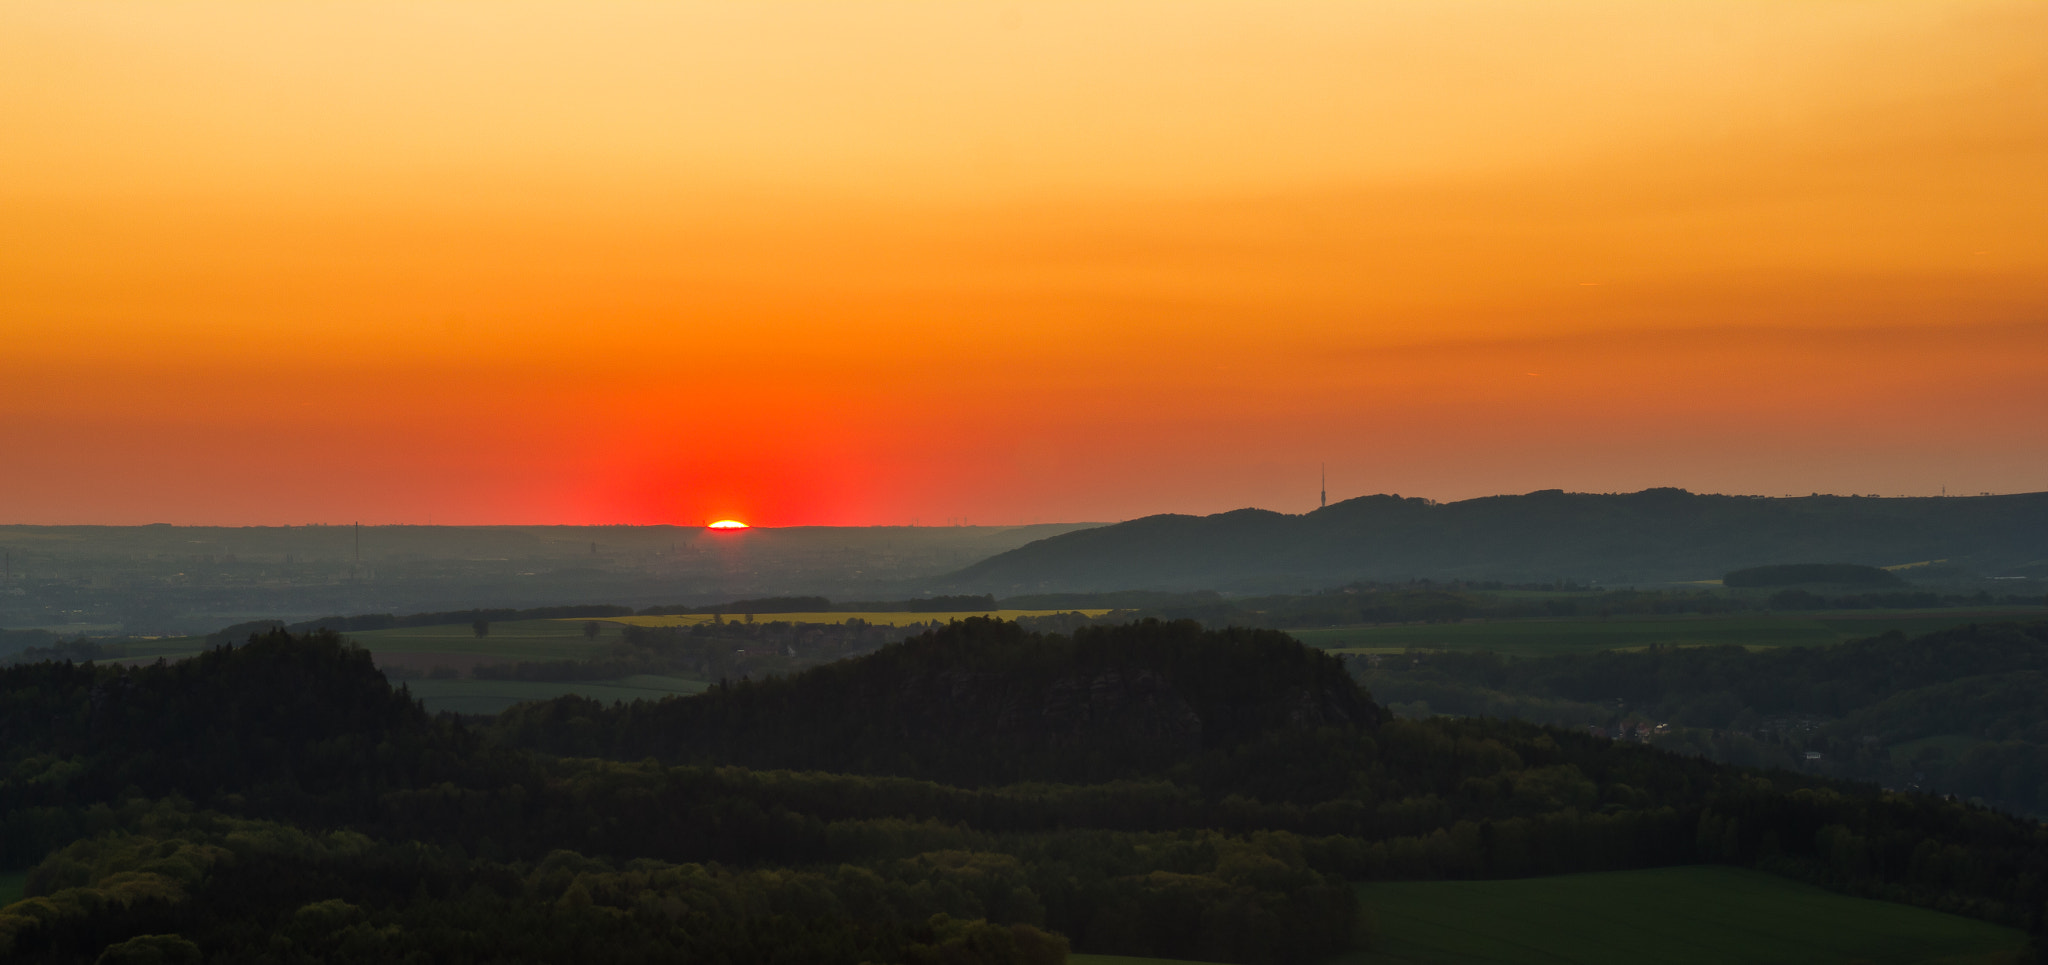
[2,4,2045,526]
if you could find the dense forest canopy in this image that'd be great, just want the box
[1359,621,2048,817]
[488,619,1375,785]
[2,621,2048,962]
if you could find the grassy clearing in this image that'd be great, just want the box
[1293,609,2045,657]
[0,870,27,907]
[595,609,1112,629]
[399,674,708,716]
[1344,865,2023,965]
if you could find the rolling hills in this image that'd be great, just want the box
[940,489,2048,592]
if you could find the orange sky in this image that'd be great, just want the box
[3,1,2045,525]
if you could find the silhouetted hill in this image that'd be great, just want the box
[0,630,452,827]
[941,489,2048,591]
[491,617,1380,785]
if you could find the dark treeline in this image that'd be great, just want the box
[630,594,1000,617]
[2,637,128,666]
[0,628,59,658]
[265,582,2044,654]
[459,613,1104,686]
[1760,588,1971,610]
[471,619,916,683]
[846,595,1000,613]
[636,595,836,615]
[4,622,2048,962]
[487,620,1376,786]
[1724,563,1904,588]
[1110,583,2045,631]
[287,604,636,635]
[1360,622,2048,815]
[285,594,1006,638]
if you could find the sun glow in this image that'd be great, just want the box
[707,520,749,530]
[2,3,2044,524]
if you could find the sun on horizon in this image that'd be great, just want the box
[2,1,2042,526]
[706,520,750,530]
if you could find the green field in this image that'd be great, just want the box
[400,674,708,715]
[1293,609,2045,657]
[0,870,27,907]
[1344,866,2022,964]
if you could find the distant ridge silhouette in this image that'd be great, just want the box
[941,489,2048,592]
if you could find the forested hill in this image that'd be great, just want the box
[942,489,2048,591]
[12,626,2048,962]
[1363,621,2048,815]
[490,618,1380,785]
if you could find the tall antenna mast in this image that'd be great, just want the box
[1320,464,1327,510]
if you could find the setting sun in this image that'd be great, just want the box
[706,520,750,530]
[2,1,2043,526]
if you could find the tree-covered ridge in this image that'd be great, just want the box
[1360,621,2048,814]
[489,619,1379,785]
[5,624,2048,961]
[0,631,448,828]
[942,488,2048,590]
[1064,584,2040,632]
[1373,622,2048,716]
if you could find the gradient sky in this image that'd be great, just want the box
[4,1,2045,526]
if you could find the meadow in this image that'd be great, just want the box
[1292,608,2045,657]
[1344,866,2023,965]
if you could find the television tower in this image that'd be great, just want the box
[1320,464,1327,510]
